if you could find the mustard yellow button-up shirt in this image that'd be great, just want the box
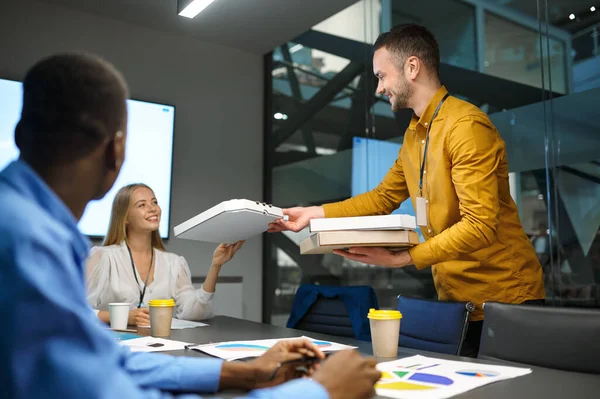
[323,86,544,320]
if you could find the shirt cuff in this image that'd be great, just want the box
[174,356,224,393]
[198,285,215,303]
[408,241,436,269]
[322,202,345,218]
[250,378,329,399]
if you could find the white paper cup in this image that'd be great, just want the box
[108,303,130,330]
[368,308,402,358]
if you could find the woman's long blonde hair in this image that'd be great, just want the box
[103,183,166,251]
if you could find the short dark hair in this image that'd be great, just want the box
[16,53,129,166]
[374,24,440,77]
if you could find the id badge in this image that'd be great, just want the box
[416,196,428,227]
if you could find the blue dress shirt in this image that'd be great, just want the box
[0,160,328,399]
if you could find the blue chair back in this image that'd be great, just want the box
[397,295,473,355]
[287,284,378,341]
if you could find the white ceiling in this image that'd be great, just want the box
[37,0,360,55]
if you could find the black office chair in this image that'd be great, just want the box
[479,302,600,374]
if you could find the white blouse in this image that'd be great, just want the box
[86,242,214,321]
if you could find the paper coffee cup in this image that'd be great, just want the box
[368,308,402,358]
[149,299,175,337]
[109,302,131,330]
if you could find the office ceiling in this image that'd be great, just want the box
[37,0,359,55]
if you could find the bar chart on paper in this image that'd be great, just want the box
[376,355,531,399]
[456,370,501,378]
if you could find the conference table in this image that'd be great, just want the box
[159,316,599,398]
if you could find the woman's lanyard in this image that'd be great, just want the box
[126,244,155,308]
[419,93,450,196]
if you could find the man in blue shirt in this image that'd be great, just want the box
[0,53,381,399]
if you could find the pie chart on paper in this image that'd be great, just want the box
[376,369,454,391]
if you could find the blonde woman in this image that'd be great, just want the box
[86,183,244,326]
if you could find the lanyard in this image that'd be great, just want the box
[126,244,155,308]
[419,93,450,196]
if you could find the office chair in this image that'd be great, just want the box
[287,284,378,341]
[479,302,600,374]
[396,295,473,355]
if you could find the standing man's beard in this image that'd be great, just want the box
[390,77,412,112]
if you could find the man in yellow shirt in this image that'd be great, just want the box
[269,24,545,357]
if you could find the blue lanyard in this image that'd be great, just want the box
[419,93,450,196]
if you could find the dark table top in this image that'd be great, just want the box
[160,316,599,398]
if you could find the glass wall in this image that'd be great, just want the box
[263,0,600,324]
[484,12,567,94]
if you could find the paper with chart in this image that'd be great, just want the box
[190,336,356,361]
[134,318,208,330]
[119,336,190,352]
[376,355,531,399]
[170,318,209,329]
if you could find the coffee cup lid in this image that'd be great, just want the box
[367,308,402,320]
[149,299,175,307]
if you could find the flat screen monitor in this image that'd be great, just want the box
[0,78,175,238]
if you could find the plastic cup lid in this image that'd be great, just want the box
[148,299,175,307]
[367,308,402,320]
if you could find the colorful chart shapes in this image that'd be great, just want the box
[417,364,440,370]
[393,371,409,378]
[215,344,269,352]
[380,372,396,380]
[376,381,437,391]
[114,332,142,341]
[312,340,332,348]
[456,369,500,378]
[408,373,454,386]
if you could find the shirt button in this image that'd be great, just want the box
[421,140,425,144]
[428,229,432,234]
[424,122,429,127]
[423,170,427,174]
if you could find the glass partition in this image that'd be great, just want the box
[263,0,600,324]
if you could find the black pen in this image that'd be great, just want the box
[184,342,214,350]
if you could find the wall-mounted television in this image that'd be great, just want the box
[0,78,175,238]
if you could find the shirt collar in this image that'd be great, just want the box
[0,159,91,259]
[409,85,449,131]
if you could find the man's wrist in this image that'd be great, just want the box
[312,206,325,218]
[220,361,256,391]
[394,251,412,267]
[210,262,223,270]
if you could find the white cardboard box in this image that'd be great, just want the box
[174,199,283,244]
[309,214,416,233]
